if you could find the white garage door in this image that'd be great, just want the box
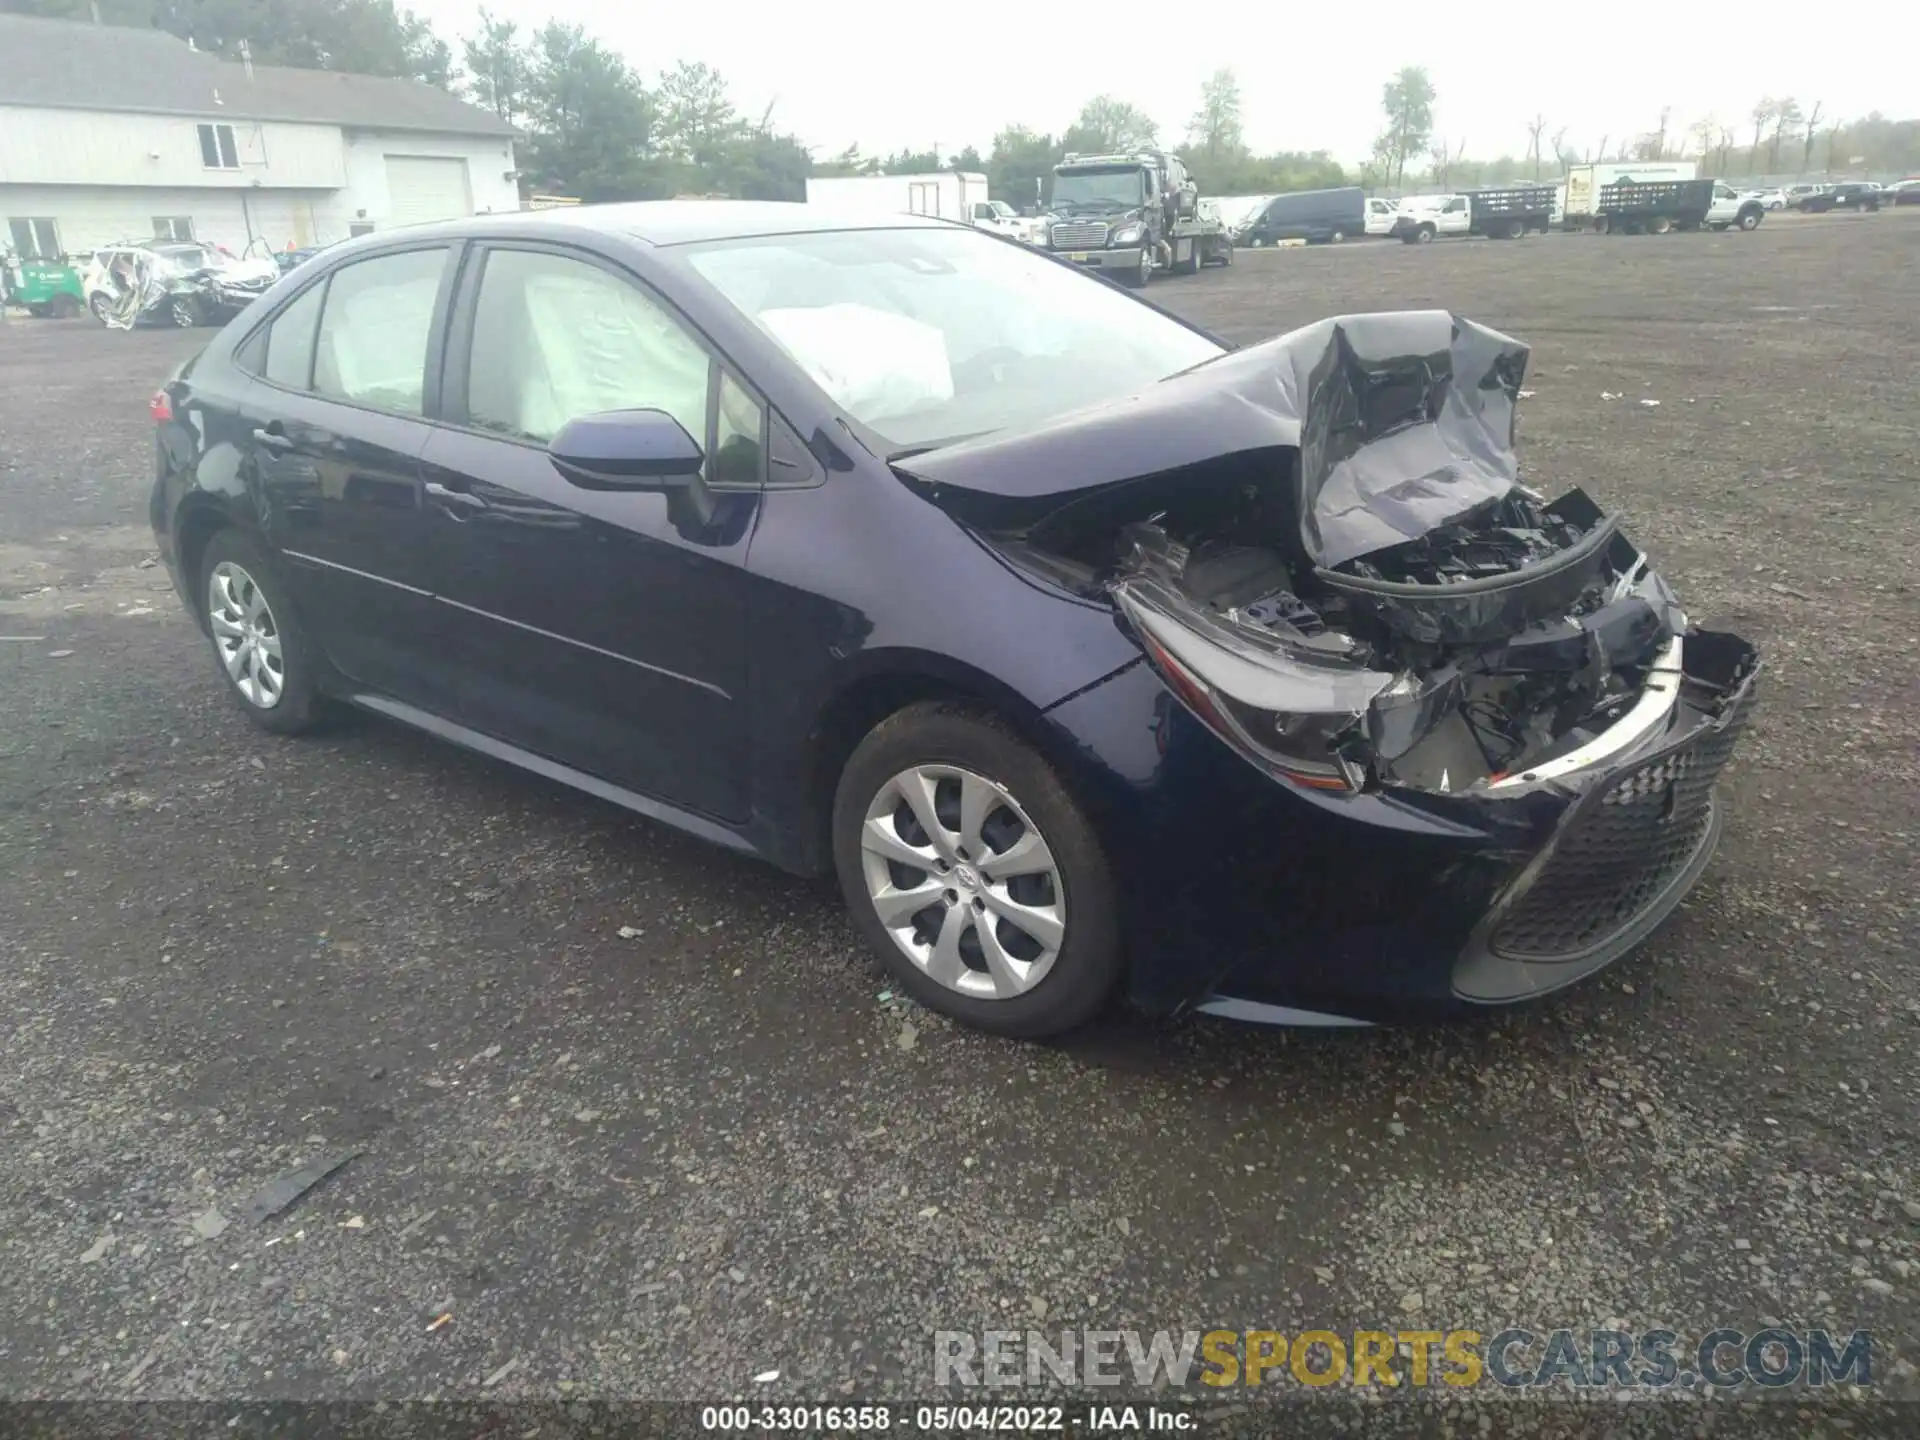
[384,155,474,229]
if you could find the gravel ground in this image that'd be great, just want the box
[2,212,1916,1429]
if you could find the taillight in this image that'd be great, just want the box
[150,389,173,423]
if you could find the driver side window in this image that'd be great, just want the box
[466,248,710,447]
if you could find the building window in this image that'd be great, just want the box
[7,217,61,258]
[198,122,240,170]
[153,217,196,241]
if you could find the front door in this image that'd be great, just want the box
[241,244,456,707]
[417,243,760,822]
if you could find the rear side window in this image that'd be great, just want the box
[312,248,448,416]
[262,281,325,390]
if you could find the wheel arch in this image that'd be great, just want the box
[174,497,236,632]
[790,649,1112,876]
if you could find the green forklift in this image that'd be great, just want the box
[1,252,87,318]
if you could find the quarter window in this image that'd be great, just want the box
[464,249,710,449]
[198,123,240,170]
[153,216,196,241]
[262,281,327,390]
[312,248,448,416]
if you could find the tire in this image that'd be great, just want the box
[49,292,81,319]
[89,293,111,324]
[169,297,198,328]
[1737,208,1762,231]
[1415,223,1435,244]
[1124,247,1153,287]
[1328,229,1345,243]
[27,303,50,318]
[1220,243,1233,266]
[832,703,1122,1039]
[198,530,324,735]
[1647,214,1673,235]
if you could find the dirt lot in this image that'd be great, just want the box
[2,212,1917,1424]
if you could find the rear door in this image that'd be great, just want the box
[413,241,762,821]
[235,243,459,706]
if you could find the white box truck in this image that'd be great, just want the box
[1559,161,1698,228]
[804,172,1031,237]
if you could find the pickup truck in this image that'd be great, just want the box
[1392,186,1555,242]
[1595,179,1764,233]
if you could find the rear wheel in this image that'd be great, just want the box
[198,530,323,735]
[49,292,81,319]
[832,705,1122,1039]
[1647,214,1673,234]
[1328,229,1345,243]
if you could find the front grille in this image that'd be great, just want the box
[1049,221,1109,249]
[1488,684,1756,962]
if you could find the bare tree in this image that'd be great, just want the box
[1749,97,1776,174]
[1768,97,1802,171]
[1715,127,1735,176]
[1799,100,1823,173]
[1429,137,1451,188]
[1550,126,1572,173]
[1590,133,1610,164]
[1525,113,1547,179]
[1689,115,1717,159]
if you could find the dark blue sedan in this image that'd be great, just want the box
[149,203,1758,1037]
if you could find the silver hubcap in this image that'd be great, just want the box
[860,765,1065,1000]
[207,560,284,709]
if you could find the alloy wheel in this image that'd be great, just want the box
[859,764,1065,1000]
[207,560,285,709]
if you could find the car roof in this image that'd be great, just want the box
[362,201,960,250]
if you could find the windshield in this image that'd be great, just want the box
[1051,169,1148,211]
[684,226,1223,450]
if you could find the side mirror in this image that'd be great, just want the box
[549,408,705,491]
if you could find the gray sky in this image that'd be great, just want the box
[414,0,1908,166]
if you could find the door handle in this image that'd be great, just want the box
[425,480,489,515]
[251,425,293,452]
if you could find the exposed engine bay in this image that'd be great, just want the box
[990,458,1687,794]
[895,310,1738,798]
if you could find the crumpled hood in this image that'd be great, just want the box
[895,310,1530,570]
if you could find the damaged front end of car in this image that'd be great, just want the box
[899,310,1759,1007]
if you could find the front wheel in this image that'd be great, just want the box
[832,705,1122,1039]
[49,292,81,319]
[1123,248,1153,287]
[89,293,111,324]
[169,297,199,327]
[1737,209,1762,231]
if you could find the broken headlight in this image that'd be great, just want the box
[1115,577,1391,794]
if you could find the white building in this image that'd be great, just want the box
[0,13,520,262]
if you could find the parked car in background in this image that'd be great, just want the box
[1886,179,1920,205]
[82,240,278,326]
[149,202,1759,1037]
[1783,183,1830,208]
[1799,183,1882,212]
[1744,187,1788,210]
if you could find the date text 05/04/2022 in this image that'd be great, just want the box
[699,1403,1195,1432]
